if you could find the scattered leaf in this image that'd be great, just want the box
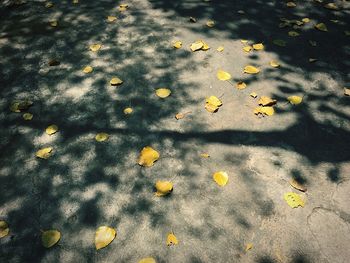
[302,18,310,23]
[254,106,274,116]
[217,46,224,52]
[90,44,101,52]
[201,40,210,50]
[324,3,338,10]
[287,95,302,105]
[0,221,9,238]
[138,258,156,263]
[156,88,171,98]
[241,39,248,44]
[46,124,58,135]
[190,40,209,51]
[315,23,328,32]
[250,92,258,98]
[95,226,116,250]
[118,4,128,11]
[95,133,109,142]
[344,88,350,96]
[124,107,133,114]
[173,41,182,49]
[286,2,296,7]
[36,147,53,159]
[288,31,300,37]
[205,96,222,113]
[289,179,307,192]
[273,39,286,47]
[213,171,228,186]
[252,43,264,50]
[155,181,173,197]
[243,46,252,52]
[258,96,277,106]
[309,58,317,63]
[138,146,160,167]
[175,112,191,120]
[49,20,58,27]
[284,192,305,208]
[107,16,117,22]
[42,230,61,248]
[22,113,33,120]
[245,243,253,251]
[236,82,247,90]
[110,77,123,86]
[189,17,197,23]
[200,153,210,158]
[83,66,93,74]
[166,233,178,246]
[217,69,232,81]
[45,2,54,8]
[244,65,260,74]
[270,60,280,68]
[206,20,215,27]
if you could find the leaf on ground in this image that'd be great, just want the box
[344,88,350,96]
[73,0,79,4]
[241,39,248,44]
[309,58,317,63]
[286,2,296,7]
[49,20,58,27]
[95,133,109,142]
[156,88,171,98]
[155,181,173,196]
[254,106,274,116]
[46,124,58,135]
[244,65,260,74]
[90,44,101,52]
[288,31,300,37]
[324,3,338,10]
[243,46,252,52]
[213,171,228,186]
[175,112,190,120]
[107,16,117,22]
[200,153,210,158]
[123,107,133,114]
[23,113,33,120]
[258,96,277,106]
[289,179,307,192]
[42,230,60,248]
[173,41,182,49]
[287,95,302,105]
[250,92,258,98]
[190,40,203,51]
[110,77,123,86]
[284,192,305,208]
[217,69,231,81]
[236,81,247,90]
[302,18,310,23]
[217,46,224,52]
[315,23,328,32]
[45,2,54,8]
[252,43,264,50]
[118,4,128,11]
[270,60,280,68]
[189,17,197,23]
[206,20,215,27]
[167,232,178,246]
[201,40,210,50]
[83,66,93,73]
[138,146,159,167]
[205,96,222,113]
[273,39,286,47]
[36,147,53,159]
[0,221,9,238]
[95,226,116,250]
[245,243,253,251]
[138,258,156,263]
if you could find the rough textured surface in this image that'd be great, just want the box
[0,0,349,262]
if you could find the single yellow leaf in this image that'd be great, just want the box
[201,40,210,50]
[45,2,54,8]
[206,96,222,107]
[315,23,328,32]
[90,44,101,52]
[245,243,253,251]
[288,31,300,37]
[243,45,252,52]
[206,20,215,27]
[36,147,53,159]
[217,70,231,81]
[107,16,117,22]
[138,146,160,167]
[289,179,307,192]
[190,40,204,52]
[287,95,302,105]
[273,39,286,47]
[49,20,58,27]
[95,133,109,142]
[83,66,93,74]
[324,3,338,10]
[95,226,116,250]
[270,60,280,68]
[217,46,224,52]
[0,221,9,238]
[236,82,247,90]
[138,258,156,263]
[344,88,350,96]
[213,171,228,186]
[155,88,171,98]
[46,124,58,135]
[286,2,296,7]
[23,113,33,120]
[155,181,173,197]
[252,43,264,50]
[240,39,248,44]
[250,92,258,98]
[200,153,210,158]
[205,103,219,113]
[123,107,133,114]
[258,96,277,106]
[110,77,123,86]
[254,106,275,116]
[166,232,178,246]
[244,65,260,74]
[173,41,182,49]
[284,192,305,208]
[118,4,128,11]
[302,18,310,23]
[41,230,61,248]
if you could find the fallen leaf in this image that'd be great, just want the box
[167,233,178,246]
[23,113,33,120]
[124,107,133,114]
[201,40,210,50]
[287,95,302,105]
[217,46,224,52]
[288,31,300,37]
[107,16,117,22]
[36,147,53,159]
[205,95,222,113]
[213,171,228,186]
[217,69,231,81]
[324,3,338,10]
[175,112,190,120]
[206,20,215,27]
[270,60,280,68]
[156,88,171,98]
[243,46,252,52]
[244,65,260,74]
[236,82,247,90]
[286,2,296,7]
[95,133,109,142]
[250,92,258,98]
[95,226,116,250]
[49,59,60,66]
[49,20,58,27]
[254,106,274,116]
[252,43,264,50]
[258,96,277,106]
[289,179,307,192]
[302,18,310,23]
[344,88,350,96]
[110,77,123,86]
[273,39,286,47]
[155,181,173,197]
[245,243,253,251]
[241,39,248,44]
[200,153,210,158]
[42,230,60,248]
[73,0,79,3]
[83,66,93,73]
[90,44,101,52]
[309,58,317,63]
[173,41,182,49]
[189,17,197,23]
[0,221,9,238]
[138,146,159,167]
[45,2,54,8]
[315,23,328,32]
[46,124,58,135]
[118,4,128,11]
[138,258,156,263]
[284,192,305,208]
[190,40,204,51]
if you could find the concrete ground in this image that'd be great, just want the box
[0,0,349,262]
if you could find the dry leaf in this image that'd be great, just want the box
[206,20,215,27]
[200,153,210,158]
[217,70,231,81]
[250,92,258,98]
[245,243,253,251]
[45,2,54,8]
[286,2,296,7]
[42,230,60,248]
[0,221,9,238]
[175,112,190,120]
[49,20,58,27]
[213,171,228,186]
[138,258,156,263]
[155,181,173,197]
[95,226,116,250]
[110,77,123,86]
[244,65,260,74]
[236,82,247,90]
[206,96,223,112]
[190,40,204,51]
[73,0,79,4]
[287,95,302,105]
[241,39,248,44]
[289,179,307,192]
[284,192,305,208]
[167,233,178,246]
[201,40,210,50]
[258,96,277,106]
[173,41,182,49]
[138,146,159,167]
[252,43,264,50]
[270,60,280,68]
[288,31,300,37]
[243,46,252,52]
[46,124,58,135]
[119,4,128,11]
[107,16,117,22]
[315,23,328,32]
[95,133,109,142]
[302,18,310,23]
[254,106,274,116]
[124,107,133,114]
[90,44,101,52]
[217,46,224,52]
[156,88,171,98]
[273,39,286,47]
[23,113,33,120]
[344,88,350,96]
[83,66,93,73]
[324,3,338,10]
[36,147,53,159]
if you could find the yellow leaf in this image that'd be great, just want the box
[217,70,231,81]
[41,230,61,248]
[123,107,133,114]
[83,66,93,74]
[155,181,173,197]
[243,46,252,52]
[167,232,178,246]
[95,133,109,142]
[286,2,296,7]
[206,96,222,107]
[10,102,21,112]
[206,20,215,27]
[315,23,328,32]
[284,192,305,208]
[240,39,248,44]
[138,146,159,167]
[73,0,79,3]
[289,179,307,192]
[217,46,224,52]
[324,3,338,10]
[254,106,275,116]
[244,65,260,74]
[49,20,58,27]
[90,44,101,52]
[110,77,123,86]
[173,41,182,49]
[107,16,117,22]
[287,95,302,105]
[252,43,264,50]
[36,147,53,159]
[23,113,33,120]
[201,40,210,50]
[288,31,300,37]
[270,60,280,68]
[344,88,350,96]
[118,4,128,11]
[190,40,204,52]
[200,153,210,158]
[250,92,258,98]
[236,82,247,90]
[213,171,228,186]
[138,258,156,263]
[95,226,116,250]
[245,243,253,251]
[302,18,310,23]
[155,88,171,98]
[46,124,58,135]
[273,39,286,47]
[0,221,9,238]
[258,96,277,106]
[45,2,54,8]
[205,103,219,113]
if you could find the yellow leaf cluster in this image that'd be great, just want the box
[284,192,305,208]
[36,147,53,159]
[250,92,258,98]
[155,88,171,98]
[155,181,173,197]
[190,40,210,52]
[213,171,228,186]
[243,46,252,52]
[216,69,231,81]
[95,226,116,250]
[166,232,178,246]
[205,96,222,113]
[216,46,224,52]
[41,230,61,248]
[200,153,210,158]
[138,146,160,167]
[49,20,58,27]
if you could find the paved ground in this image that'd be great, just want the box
[0,0,349,262]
